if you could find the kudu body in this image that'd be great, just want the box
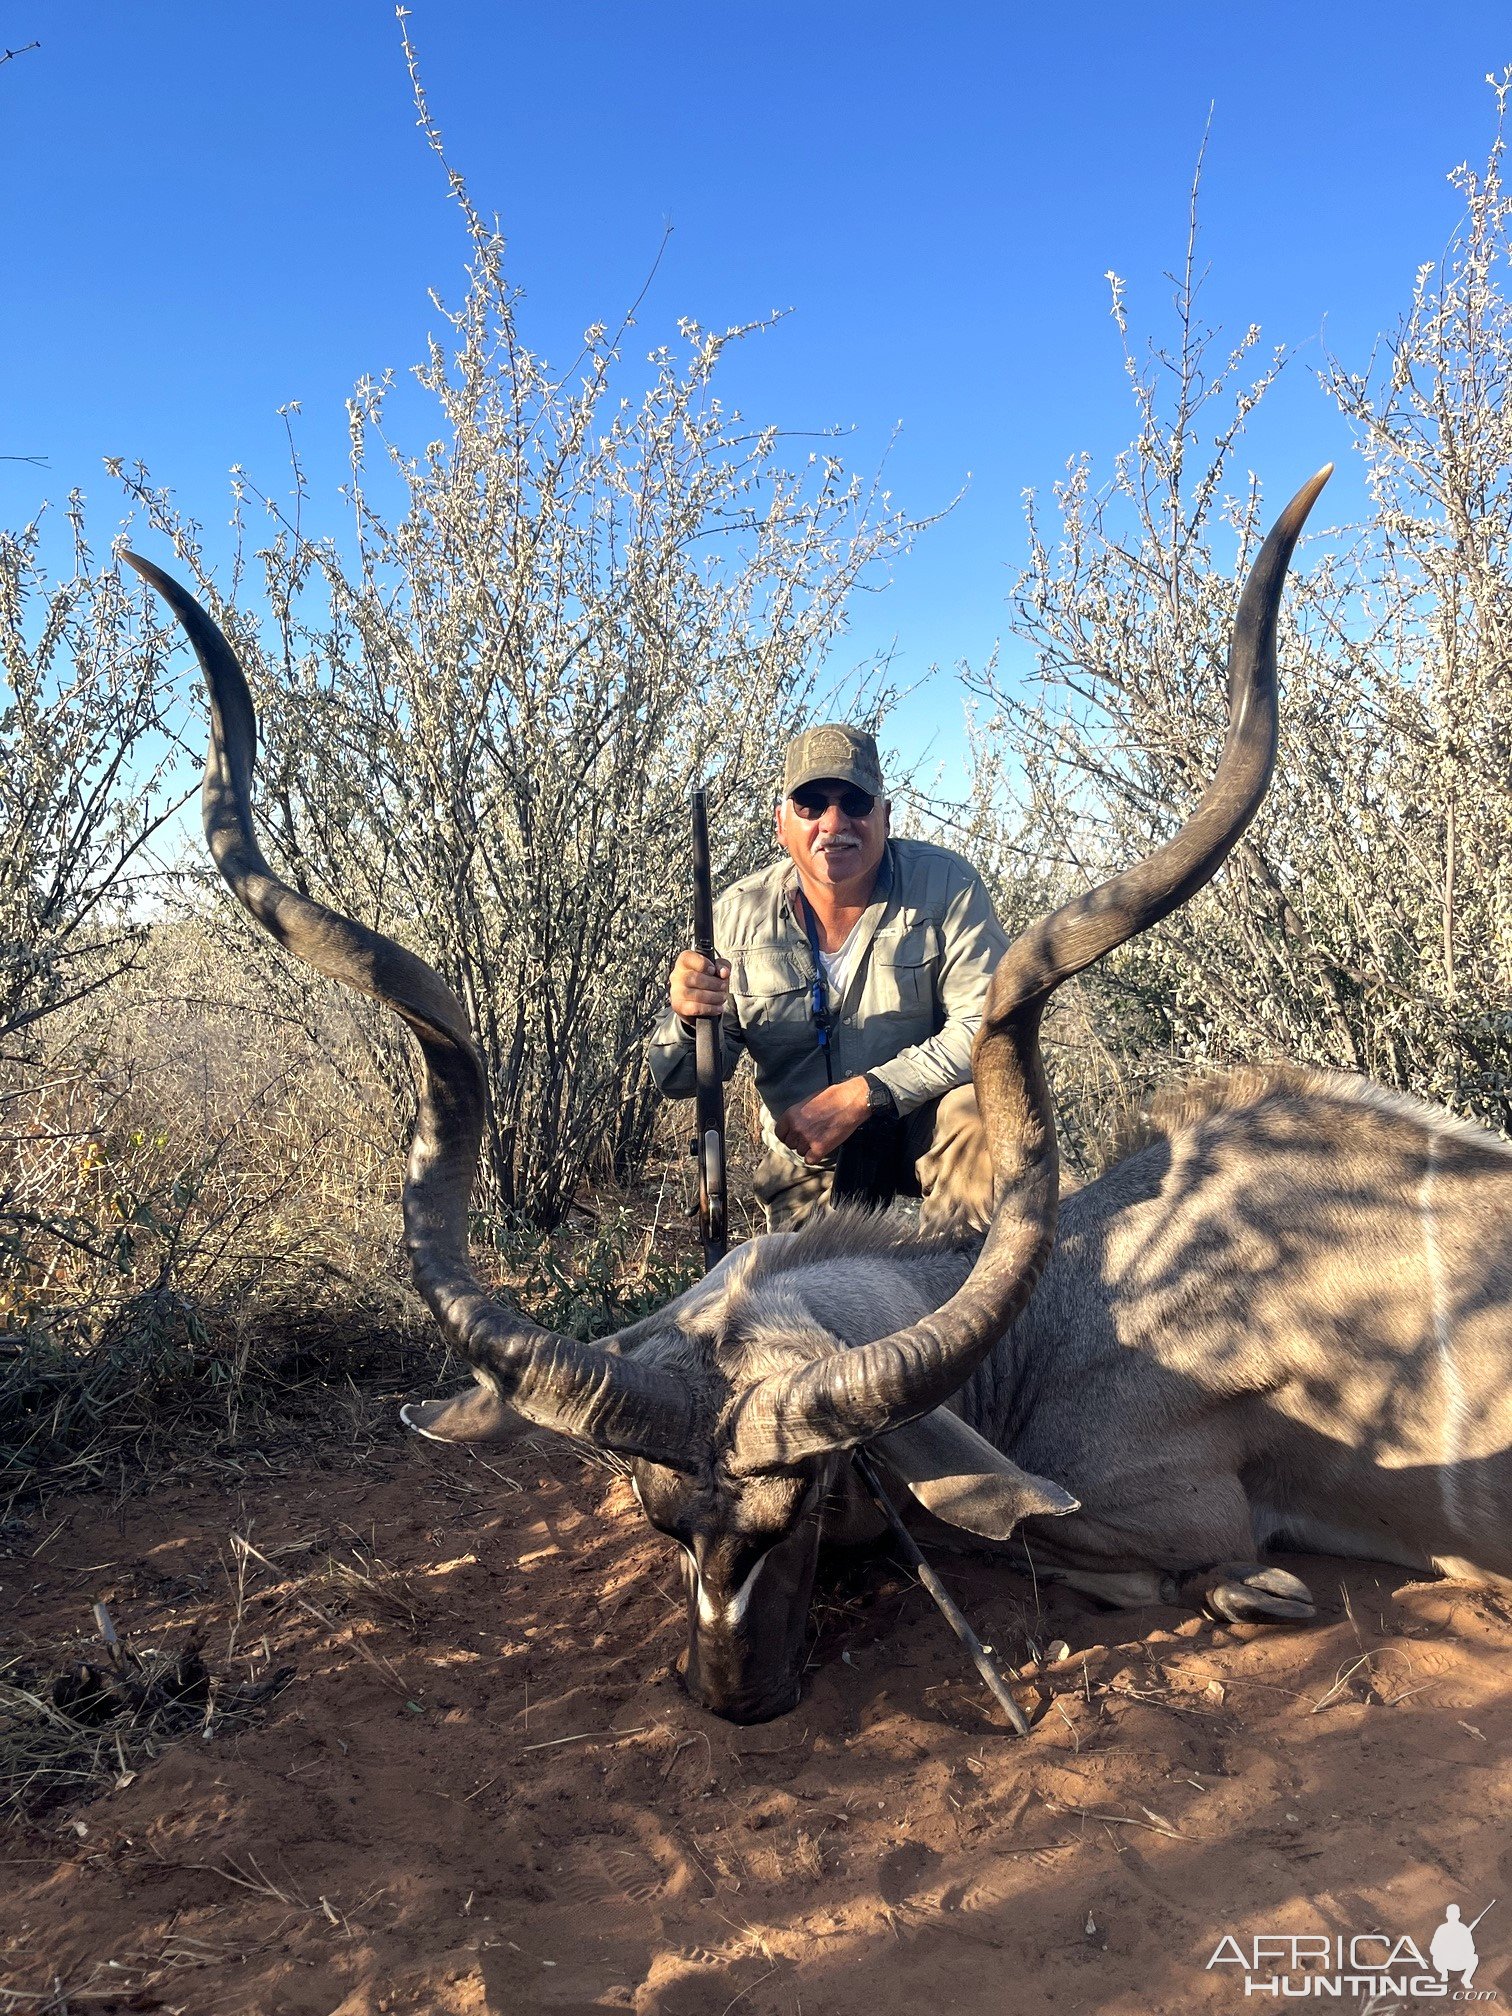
[493,1065,1512,1643]
[127,468,1500,1730]
[965,1064,1512,1607]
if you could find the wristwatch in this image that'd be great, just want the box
[862,1072,896,1116]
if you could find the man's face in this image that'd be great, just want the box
[776,779,890,894]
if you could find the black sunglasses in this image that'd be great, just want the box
[789,785,876,819]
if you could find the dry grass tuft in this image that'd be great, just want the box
[1,913,702,1514]
[0,1633,290,1827]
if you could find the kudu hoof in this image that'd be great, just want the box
[1190,1562,1316,1624]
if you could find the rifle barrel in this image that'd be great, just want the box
[691,789,726,1266]
[692,789,716,958]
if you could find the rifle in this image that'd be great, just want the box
[690,789,727,1267]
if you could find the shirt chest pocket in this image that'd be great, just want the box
[866,923,938,1020]
[733,948,818,1052]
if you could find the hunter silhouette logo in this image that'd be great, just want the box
[1432,1905,1489,1991]
[1206,1898,1498,2000]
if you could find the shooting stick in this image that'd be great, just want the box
[691,789,727,1268]
[853,1450,1030,1736]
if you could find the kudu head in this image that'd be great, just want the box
[127,465,1327,1723]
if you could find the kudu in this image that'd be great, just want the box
[128,465,1506,1728]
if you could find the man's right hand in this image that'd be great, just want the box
[670,950,731,1022]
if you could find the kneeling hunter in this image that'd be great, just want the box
[648,724,1008,1236]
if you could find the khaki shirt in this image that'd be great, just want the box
[647,839,1008,1143]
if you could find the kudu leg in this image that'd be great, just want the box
[1017,1469,1317,1622]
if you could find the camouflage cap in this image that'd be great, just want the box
[781,723,885,800]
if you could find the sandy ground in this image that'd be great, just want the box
[3,1417,1508,2016]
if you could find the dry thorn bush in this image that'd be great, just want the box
[0,497,187,1055]
[110,16,914,1233]
[966,81,1512,1173]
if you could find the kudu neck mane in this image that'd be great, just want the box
[647,1208,979,1380]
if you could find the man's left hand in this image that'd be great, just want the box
[775,1077,874,1164]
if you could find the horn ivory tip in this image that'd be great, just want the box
[122,549,196,610]
[1286,463,1333,521]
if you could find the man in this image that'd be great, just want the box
[648,724,1008,1236]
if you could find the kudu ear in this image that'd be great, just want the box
[875,1408,1078,1541]
[400,1381,512,1444]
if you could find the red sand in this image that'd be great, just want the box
[4,1419,1508,2014]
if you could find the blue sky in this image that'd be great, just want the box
[4,2,1510,788]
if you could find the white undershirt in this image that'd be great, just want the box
[818,919,862,1006]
